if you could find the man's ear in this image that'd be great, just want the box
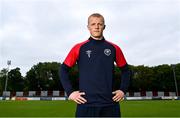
[104,25,106,29]
[87,25,90,30]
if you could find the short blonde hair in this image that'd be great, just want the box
[88,13,105,25]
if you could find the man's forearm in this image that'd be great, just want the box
[60,63,73,96]
[120,64,130,93]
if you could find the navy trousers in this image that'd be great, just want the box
[75,104,121,117]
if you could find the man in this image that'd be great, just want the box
[60,13,130,117]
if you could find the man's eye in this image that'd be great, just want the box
[99,24,103,26]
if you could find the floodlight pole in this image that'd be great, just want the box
[171,64,179,97]
[4,60,11,98]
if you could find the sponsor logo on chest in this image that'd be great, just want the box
[86,50,92,58]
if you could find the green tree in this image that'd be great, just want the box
[7,67,24,91]
[25,62,62,91]
[171,63,180,94]
[0,69,8,95]
[130,65,154,91]
[153,64,173,91]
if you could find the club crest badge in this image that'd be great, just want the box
[104,49,111,56]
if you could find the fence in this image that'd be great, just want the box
[0,91,179,100]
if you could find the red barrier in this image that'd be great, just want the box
[15,97,28,101]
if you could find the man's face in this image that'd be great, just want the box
[88,17,105,39]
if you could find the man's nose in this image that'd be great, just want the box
[95,24,99,29]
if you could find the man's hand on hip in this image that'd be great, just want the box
[112,90,124,102]
[68,91,87,104]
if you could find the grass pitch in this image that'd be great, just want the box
[0,100,179,117]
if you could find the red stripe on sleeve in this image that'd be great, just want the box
[106,41,127,67]
[64,40,89,67]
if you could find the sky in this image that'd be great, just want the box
[0,0,180,76]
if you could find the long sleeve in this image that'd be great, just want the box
[110,42,130,93]
[60,41,89,97]
[119,64,130,94]
[60,63,74,97]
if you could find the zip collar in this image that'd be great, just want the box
[88,36,105,42]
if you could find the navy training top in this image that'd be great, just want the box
[60,37,130,106]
